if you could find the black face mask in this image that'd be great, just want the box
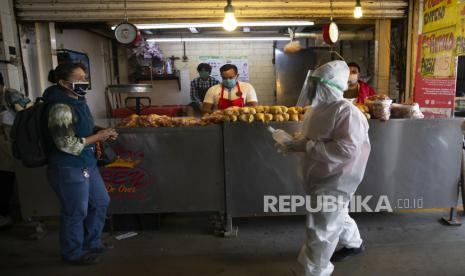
[66,81,90,96]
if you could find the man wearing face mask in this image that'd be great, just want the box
[42,63,118,265]
[189,63,220,114]
[202,64,258,114]
[344,62,376,104]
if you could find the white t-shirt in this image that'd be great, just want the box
[203,82,258,106]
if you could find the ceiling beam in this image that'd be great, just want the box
[17,10,406,18]
[16,2,408,10]
[15,0,407,21]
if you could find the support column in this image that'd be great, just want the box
[405,0,421,103]
[34,22,54,94]
[49,22,58,69]
[0,0,25,92]
[374,19,391,96]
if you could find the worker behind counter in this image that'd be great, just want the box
[344,62,376,104]
[202,64,258,114]
[189,63,220,114]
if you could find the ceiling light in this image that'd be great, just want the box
[111,21,314,30]
[354,0,363,18]
[223,0,238,32]
[146,37,291,43]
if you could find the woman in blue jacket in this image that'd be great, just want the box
[44,63,117,265]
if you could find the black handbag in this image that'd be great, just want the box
[96,141,117,167]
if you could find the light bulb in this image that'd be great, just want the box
[223,12,238,31]
[354,6,363,18]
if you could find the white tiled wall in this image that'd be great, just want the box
[156,41,277,105]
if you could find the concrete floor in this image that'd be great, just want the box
[1,212,465,276]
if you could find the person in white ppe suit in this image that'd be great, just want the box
[276,60,371,276]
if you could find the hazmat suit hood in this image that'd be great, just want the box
[309,60,349,107]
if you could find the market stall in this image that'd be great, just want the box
[16,113,464,234]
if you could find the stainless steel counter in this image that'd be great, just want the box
[102,125,225,214]
[16,119,463,223]
[223,119,464,217]
[17,124,225,217]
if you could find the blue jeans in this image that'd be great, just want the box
[48,166,110,261]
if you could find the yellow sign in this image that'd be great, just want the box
[457,2,465,55]
[422,0,457,33]
[420,26,457,77]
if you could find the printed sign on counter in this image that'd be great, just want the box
[414,75,457,108]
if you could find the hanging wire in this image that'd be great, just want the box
[124,0,128,21]
[330,0,334,21]
[328,0,343,62]
[329,50,346,62]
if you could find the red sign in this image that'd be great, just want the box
[99,147,153,202]
[414,35,457,110]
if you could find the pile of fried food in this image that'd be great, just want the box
[205,105,310,124]
[117,105,310,128]
[117,114,209,128]
[354,103,371,119]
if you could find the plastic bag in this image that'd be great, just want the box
[390,103,424,119]
[365,95,392,121]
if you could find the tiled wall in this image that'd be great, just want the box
[154,41,277,105]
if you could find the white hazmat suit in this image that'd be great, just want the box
[281,60,371,276]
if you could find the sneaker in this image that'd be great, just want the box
[63,253,100,265]
[330,244,365,262]
[87,243,114,254]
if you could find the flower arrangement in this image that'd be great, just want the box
[132,41,163,60]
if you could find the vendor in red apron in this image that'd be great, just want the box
[202,64,258,114]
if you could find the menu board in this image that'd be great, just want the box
[422,0,457,33]
[199,56,249,81]
[420,26,457,77]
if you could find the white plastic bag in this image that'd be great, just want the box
[365,95,392,121]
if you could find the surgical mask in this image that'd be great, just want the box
[67,81,90,96]
[199,71,210,79]
[348,74,358,84]
[222,78,236,89]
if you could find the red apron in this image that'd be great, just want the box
[217,82,244,110]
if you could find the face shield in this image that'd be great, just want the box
[307,76,345,106]
[307,77,319,106]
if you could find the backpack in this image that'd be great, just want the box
[10,97,51,167]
